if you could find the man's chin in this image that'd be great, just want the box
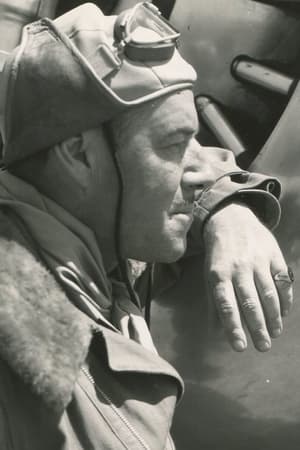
[124,229,187,263]
[154,237,187,263]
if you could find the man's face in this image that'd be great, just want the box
[20,90,233,269]
[115,89,227,263]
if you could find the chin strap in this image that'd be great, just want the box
[106,128,143,316]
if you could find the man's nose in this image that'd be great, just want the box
[181,139,218,191]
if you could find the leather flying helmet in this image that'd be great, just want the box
[0,2,196,165]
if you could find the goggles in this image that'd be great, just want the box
[114,2,180,62]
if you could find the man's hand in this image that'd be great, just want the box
[203,203,293,352]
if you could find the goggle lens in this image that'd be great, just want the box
[127,3,179,44]
[114,2,180,61]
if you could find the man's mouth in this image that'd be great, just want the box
[169,201,194,215]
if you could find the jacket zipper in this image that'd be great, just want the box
[81,367,151,450]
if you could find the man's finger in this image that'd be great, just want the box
[234,273,271,352]
[254,269,283,339]
[210,278,247,352]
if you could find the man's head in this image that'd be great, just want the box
[111,89,217,263]
[109,89,235,263]
[2,2,235,268]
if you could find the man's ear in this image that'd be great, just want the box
[61,134,89,166]
[10,134,90,219]
[41,135,90,218]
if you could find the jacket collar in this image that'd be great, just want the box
[0,209,94,414]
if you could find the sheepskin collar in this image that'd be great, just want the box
[0,209,94,414]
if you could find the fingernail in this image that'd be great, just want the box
[233,340,246,352]
[272,327,282,338]
[257,340,271,352]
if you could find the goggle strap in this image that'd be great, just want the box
[125,41,176,62]
[87,44,121,79]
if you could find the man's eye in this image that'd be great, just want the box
[162,140,186,151]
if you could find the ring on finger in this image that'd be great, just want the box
[273,266,294,284]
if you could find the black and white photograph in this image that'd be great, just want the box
[0,1,298,449]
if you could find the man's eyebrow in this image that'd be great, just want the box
[163,124,199,139]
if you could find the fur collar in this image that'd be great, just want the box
[0,211,94,414]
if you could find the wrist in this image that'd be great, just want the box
[203,202,255,241]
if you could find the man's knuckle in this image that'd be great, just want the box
[261,287,277,303]
[283,291,294,307]
[277,284,293,305]
[217,299,234,316]
[287,292,294,305]
[208,266,229,283]
[269,318,282,330]
[240,297,257,313]
[251,327,268,339]
[278,283,293,294]
[234,273,253,291]
[268,314,281,325]
[235,260,249,273]
[230,328,244,339]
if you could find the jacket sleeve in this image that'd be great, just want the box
[186,169,281,255]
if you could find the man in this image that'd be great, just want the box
[0,3,293,449]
